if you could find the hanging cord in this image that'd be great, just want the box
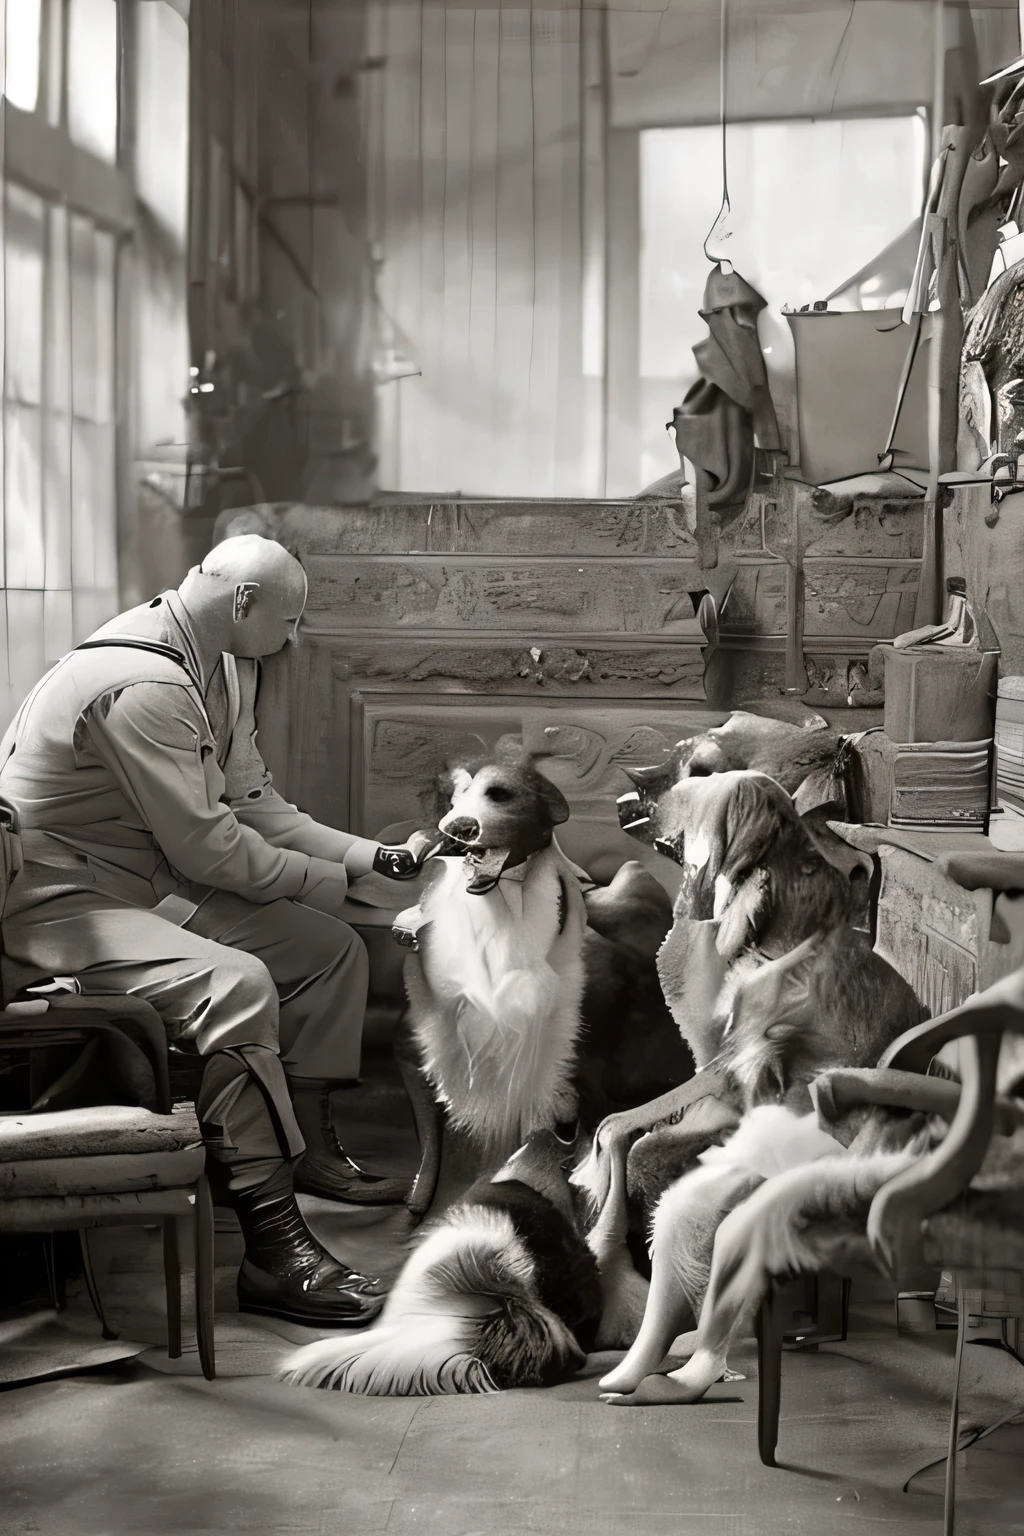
[703,0,732,269]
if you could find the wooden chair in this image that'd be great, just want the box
[865,1006,1024,1536]
[753,969,1024,1531]
[0,799,215,1379]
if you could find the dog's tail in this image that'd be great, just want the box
[279,1206,582,1395]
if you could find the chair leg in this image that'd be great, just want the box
[79,1230,118,1341]
[42,1233,62,1313]
[840,1276,852,1342]
[162,1217,182,1360]
[943,1290,968,1536]
[194,1172,216,1381]
[757,1280,786,1468]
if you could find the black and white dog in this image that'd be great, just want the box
[281,1129,603,1395]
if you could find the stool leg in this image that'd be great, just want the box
[757,1281,786,1468]
[194,1173,216,1381]
[162,1217,182,1360]
[79,1230,118,1341]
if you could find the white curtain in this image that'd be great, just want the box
[368,2,601,498]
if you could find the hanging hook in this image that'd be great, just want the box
[703,0,733,272]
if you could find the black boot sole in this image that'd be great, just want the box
[292,1171,413,1206]
[239,1299,382,1330]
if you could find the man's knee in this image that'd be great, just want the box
[291,906,369,983]
[198,949,280,1055]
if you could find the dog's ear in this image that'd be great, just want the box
[715,867,771,960]
[619,760,671,792]
[718,774,789,889]
[536,768,571,826]
[439,765,474,805]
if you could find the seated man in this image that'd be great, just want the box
[0,535,431,1327]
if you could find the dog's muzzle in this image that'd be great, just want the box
[442,815,481,844]
[617,790,652,835]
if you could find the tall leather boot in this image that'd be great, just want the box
[290,1083,412,1205]
[228,1161,387,1327]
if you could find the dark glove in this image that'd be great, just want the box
[372,829,444,882]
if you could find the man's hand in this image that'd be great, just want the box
[373,829,443,882]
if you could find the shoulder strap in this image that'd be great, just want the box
[74,636,201,691]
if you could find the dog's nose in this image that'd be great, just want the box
[442,815,481,845]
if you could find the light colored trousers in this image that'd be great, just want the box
[3,880,369,1188]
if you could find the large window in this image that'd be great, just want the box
[1,0,127,730]
[638,116,928,489]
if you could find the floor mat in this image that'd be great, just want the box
[0,1308,147,1388]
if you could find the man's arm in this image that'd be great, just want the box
[222,659,414,880]
[85,680,344,905]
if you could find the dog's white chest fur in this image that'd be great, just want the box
[406,849,586,1153]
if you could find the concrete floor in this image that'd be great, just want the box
[3,1072,1024,1535]
[2,1304,1024,1536]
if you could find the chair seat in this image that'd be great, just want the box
[0,1144,206,1197]
[0,1187,200,1231]
[0,1103,201,1161]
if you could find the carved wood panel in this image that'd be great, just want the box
[304,555,707,638]
[350,690,722,885]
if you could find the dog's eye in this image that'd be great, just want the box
[687,764,713,778]
[485,785,514,803]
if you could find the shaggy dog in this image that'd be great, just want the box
[280,1129,604,1395]
[576,770,918,1214]
[572,771,925,1367]
[398,744,690,1166]
[399,749,589,1158]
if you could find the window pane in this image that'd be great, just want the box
[93,228,116,426]
[67,0,118,164]
[135,0,189,243]
[46,204,71,414]
[4,185,45,405]
[71,417,96,588]
[43,0,64,126]
[69,213,96,420]
[43,589,74,666]
[6,590,46,706]
[43,410,73,589]
[3,402,45,588]
[4,0,42,113]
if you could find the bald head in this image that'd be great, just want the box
[178,535,307,659]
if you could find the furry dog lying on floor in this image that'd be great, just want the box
[281,1129,603,1395]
